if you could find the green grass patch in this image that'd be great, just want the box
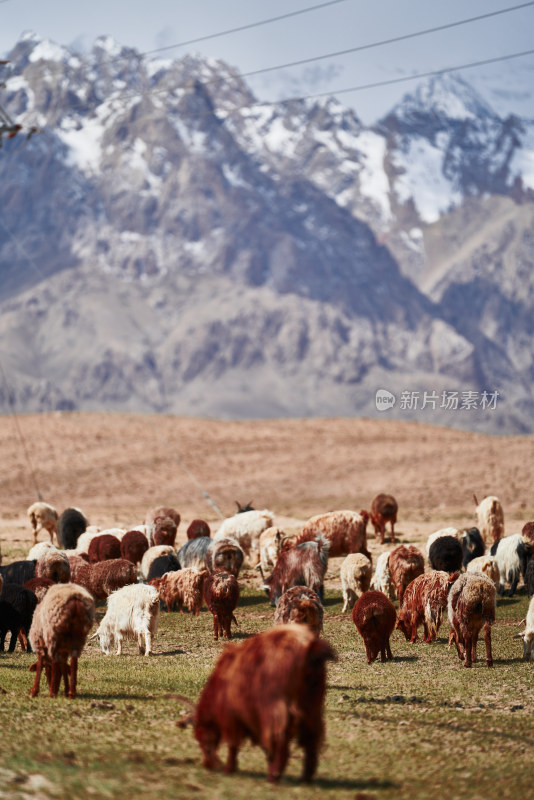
[1,583,533,799]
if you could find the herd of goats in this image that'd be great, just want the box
[1,492,533,783]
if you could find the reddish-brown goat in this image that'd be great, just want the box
[296,510,371,560]
[388,545,425,605]
[88,534,121,564]
[69,558,137,601]
[396,570,459,644]
[273,586,324,636]
[120,530,149,565]
[264,537,329,606]
[187,519,211,539]
[448,572,496,668]
[203,572,239,640]
[369,493,398,544]
[192,625,336,782]
[352,590,396,663]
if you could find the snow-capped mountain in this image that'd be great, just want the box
[1,33,533,432]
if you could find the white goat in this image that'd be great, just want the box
[370,551,395,600]
[475,495,504,547]
[515,596,534,661]
[214,509,274,565]
[340,553,372,612]
[91,583,160,656]
[466,555,500,589]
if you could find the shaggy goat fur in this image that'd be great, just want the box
[120,530,149,565]
[214,509,274,565]
[187,520,211,539]
[369,493,398,544]
[352,590,396,664]
[396,570,458,644]
[466,556,500,589]
[88,534,121,564]
[264,536,329,606]
[515,595,534,660]
[204,572,239,640]
[273,586,323,635]
[428,535,463,574]
[92,583,160,656]
[140,545,175,579]
[447,572,496,668]
[370,551,396,600]
[206,538,244,578]
[35,549,70,583]
[192,625,336,782]
[258,527,287,573]
[388,545,425,605]
[57,508,88,550]
[296,510,370,560]
[178,537,211,571]
[29,583,95,698]
[27,502,58,545]
[151,568,207,615]
[475,495,504,547]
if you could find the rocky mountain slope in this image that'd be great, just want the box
[0,33,533,432]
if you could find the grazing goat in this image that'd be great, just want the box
[27,502,58,545]
[57,507,88,549]
[0,559,36,586]
[515,596,534,660]
[152,516,178,548]
[91,583,160,656]
[448,572,496,668]
[204,572,239,640]
[88,534,121,564]
[178,537,211,571]
[388,545,425,605]
[0,583,38,652]
[340,553,372,612]
[428,535,463,574]
[146,552,181,583]
[352,590,396,663]
[296,510,370,560]
[466,556,500,589]
[461,527,485,568]
[258,526,287,573]
[273,587,323,635]
[35,549,70,583]
[70,559,138,602]
[120,530,149,565]
[214,509,274,565]
[206,538,244,578]
[490,534,531,597]
[191,625,336,782]
[29,583,95,698]
[263,536,329,606]
[187,519,211,539]
[27,541,56,561]
[145,506,181,545]
[369,494,398,544]
[140,545,175,580]
[151,568,207,615]
[396,570,458,644]
[475,495,504,547]
[370,551,396,600]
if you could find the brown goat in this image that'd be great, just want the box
[145,506,181,545]
[263,537,329,606]
[352,590,396,663]
[203,572,239,640]
[88,534,121,564]
[191,625,336,782]
[120,530,149,565]
[296,510,370,560]
[152,568,208,615]
[29,583,95,699]
[388,545,425,605]
[34,550,70,583]
[273,586,323,635]
[206,538,244,578]
[447,572,496,668]
[187,520,211,540]
[24,577,54,603]
[369,493,398,544]
[69,558,137,601]
[396,570,459,644]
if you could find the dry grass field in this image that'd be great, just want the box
[1,413,534,799]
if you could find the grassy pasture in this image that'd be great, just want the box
[1,563,534,800]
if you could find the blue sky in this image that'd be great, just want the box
[1,0,533,123]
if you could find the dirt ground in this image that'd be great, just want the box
[1,412,533,559]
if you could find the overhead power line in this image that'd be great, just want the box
[109,0,351,62]
[200,1,534,84]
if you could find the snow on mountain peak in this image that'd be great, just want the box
[392,73,497,123]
